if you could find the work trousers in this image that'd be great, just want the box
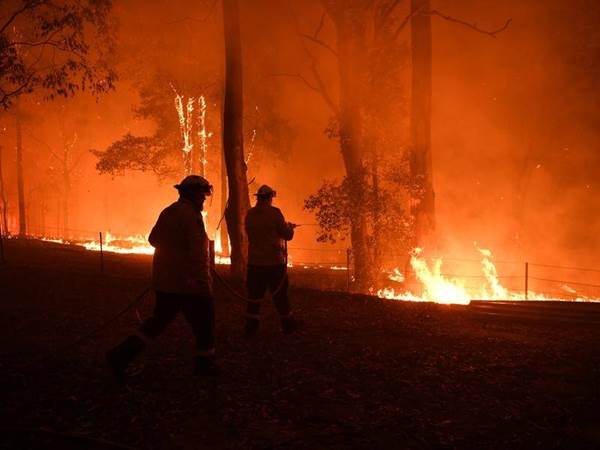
[246,264,291,319]
[139,291,215,355]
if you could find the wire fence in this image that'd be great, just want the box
[1,227,600,301]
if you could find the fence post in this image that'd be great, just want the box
[346,248,351,292]
[99,232,104,274]
[525,262,529,300]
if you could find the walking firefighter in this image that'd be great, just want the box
[107,175,218,378]
[244,184,301,336]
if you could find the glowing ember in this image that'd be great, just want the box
[198,95,209,176]
[173,87,210,175]
[245,128,256,164]
[173,88,194,159]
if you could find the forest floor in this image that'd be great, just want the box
[1,239,600,450]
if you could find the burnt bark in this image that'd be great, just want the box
[410,0,435,248]
[222,0,250,280]
[15,107,26,236]
[220,148,230,257]
[0,146,9,235]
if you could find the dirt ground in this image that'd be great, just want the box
[1,239,600,450]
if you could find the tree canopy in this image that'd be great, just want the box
[0,0,116,108]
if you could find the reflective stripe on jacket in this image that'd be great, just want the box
[149,198,211,295]
[245,204,294,266]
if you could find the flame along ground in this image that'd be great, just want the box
[39,234,599,305]
[377,248,600,305]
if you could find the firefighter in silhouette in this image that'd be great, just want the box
[107,175,218,377]
[244,184,300,336]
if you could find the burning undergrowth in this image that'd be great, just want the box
[30,233,600,305]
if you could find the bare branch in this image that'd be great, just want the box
[430,10,512,37]
[25,133,71,170]
[307,61,339,115]
[378,0,402,28]
[394,7,511,40]
[163,0,219,25]
[299,9,338,58]
[393,5,422,39]
[0,1,43,35]
[285,2,339,115]
[266,72,320,92]
[313,11,326,38]
[300,33,338,58]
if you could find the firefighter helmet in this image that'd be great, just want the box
[254,184,276,198]
[174,175,213,195]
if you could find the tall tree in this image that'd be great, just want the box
[1,0,116,235]
[299,1,510,290]
[325,0,374,289]
[406,2,510,251]
[0,145,8,234]
[0,0,116,109]
[15,105,25,235]
[222,0,250,280]
[409,0,435,248]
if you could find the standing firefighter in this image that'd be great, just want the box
[107,175,218,377]
[244,184,300,336]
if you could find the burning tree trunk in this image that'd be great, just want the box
[222,0,250,280]
[0,146,8,235]
[15,107,26,236]
[410,0,435,247]
[198,96,208,177]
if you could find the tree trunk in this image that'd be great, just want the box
[39,191,45,236]
[220,148,230,257]
[371,145,382,274]
[15,108,26,236]
[0,146,9,234]
[63,155,70,238]
[191,133,201,175]
[335,8,373,290]
[410,0,435,248]
[222,0,250,280]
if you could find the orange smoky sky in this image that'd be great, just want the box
[0,0,598,268]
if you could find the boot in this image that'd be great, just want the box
[244,318,260,338]
[106,335,145,379]
[281,316,303,334]
[194,355,221,377]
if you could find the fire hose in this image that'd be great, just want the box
[74,287,151,347]
[210,264,288,304]
[74,232,292,346]
[209,239,290,303]
[75,246,290,346]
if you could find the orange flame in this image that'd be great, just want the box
[377,247,599,304]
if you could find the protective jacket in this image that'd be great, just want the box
[245,203,294,266]
[149,198,211,295]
